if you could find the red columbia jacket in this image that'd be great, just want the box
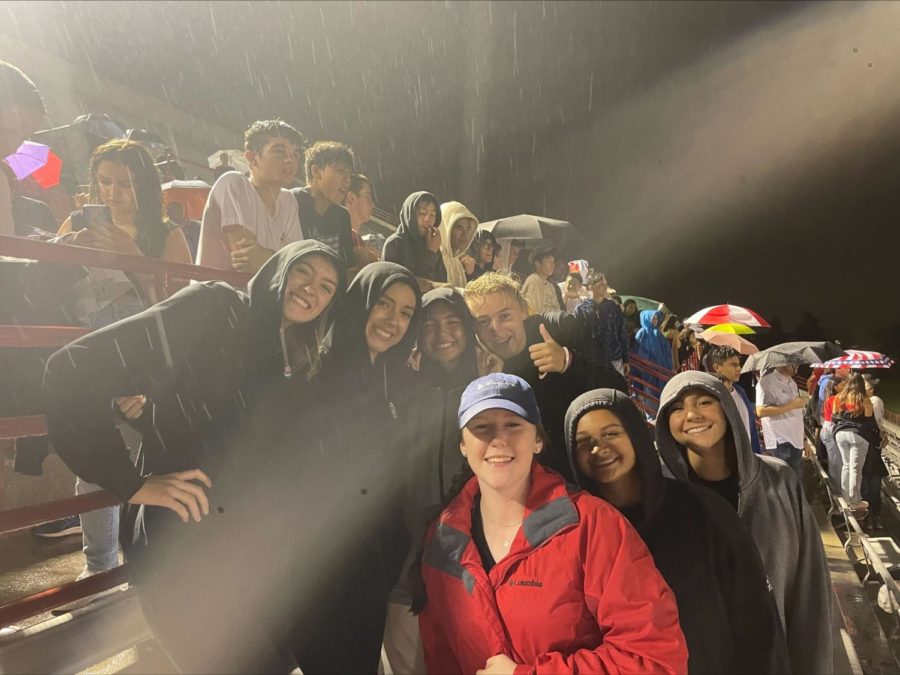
[419,464,688,675]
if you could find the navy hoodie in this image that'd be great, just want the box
[382,191,447,282]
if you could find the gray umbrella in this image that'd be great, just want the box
[741,341,845,373]
[478,214,583,243]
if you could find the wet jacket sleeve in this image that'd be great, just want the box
[42,283,245,501]
[697,489,791,674]
[514,505,688,675]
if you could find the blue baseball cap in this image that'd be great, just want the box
[458,373,542,429]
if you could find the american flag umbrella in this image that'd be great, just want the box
[813,350,894,370]
[684,304,770,328]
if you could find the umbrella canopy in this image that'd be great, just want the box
[478,214,580,243]
[208,149,250,174]
[162,180,212,221]
[4,142,63,189]
[813,350,895,370]
[699,329,759,355]
[741,341,844,373]
[684,304,770,328]
[618,295,668,314]
[704,322,756,335]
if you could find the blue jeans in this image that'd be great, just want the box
[835,430,869,504]
[770,442,803,484]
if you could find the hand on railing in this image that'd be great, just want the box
[129,470,212,523]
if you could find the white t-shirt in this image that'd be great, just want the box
[755,370,805,450]
[730,385,752,442]
[197,171,302,270]
[523,273,562,314]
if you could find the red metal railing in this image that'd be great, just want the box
[626,353,676,419]
[0,233,250,621]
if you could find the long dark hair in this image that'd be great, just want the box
[89,139,169,258]
[834,373,866,417]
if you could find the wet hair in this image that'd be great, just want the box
[528,246,557,269]
[0,61,45,115]
[409,422,551,614]
[243,119,307,155]
[834,373,867,417]
[463,271,529,314]
[348,173,375,200]
[89,139,169,258]
[707,345,740,371]
[304,141,354,183]
[468,230,500,258]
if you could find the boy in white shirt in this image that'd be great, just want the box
[198,120,305,273]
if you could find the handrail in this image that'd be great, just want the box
[0,491,120,536]
[0,415,48,440]
[0,326,91,349]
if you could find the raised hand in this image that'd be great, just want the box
[528,323,567,374]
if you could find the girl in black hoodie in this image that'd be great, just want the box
[43,240,346,673]
[564,389,790,675]
[382,191,446,290]
[291,262,423,675]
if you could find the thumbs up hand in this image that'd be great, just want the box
[528,324,567,375]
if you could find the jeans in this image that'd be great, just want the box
[770,442,803,484]
[821,422,841,494]
[836,430,869,504]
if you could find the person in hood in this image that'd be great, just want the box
[438,200,478,288]
[415,373,688,675]
[382,191,447,291]
[655,371,833,675]
[632,310,673,412]
[467,229,501,281]
[382,287,502,674]
[565,389,789,675]
[463,272,627,481]
[42,240,346,673]
[295,261,422,675]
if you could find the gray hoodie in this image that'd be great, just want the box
[656,371,832,675]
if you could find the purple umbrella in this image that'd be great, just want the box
[3,141,51,180]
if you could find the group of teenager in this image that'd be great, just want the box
[3,61,836,674]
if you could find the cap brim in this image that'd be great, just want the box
[459,399,534,429]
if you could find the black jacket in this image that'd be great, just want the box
[502,311,626,480]
[292,187,354,268]
[43,240,348,673]
[564,389,790,675]
[382,191,446,282]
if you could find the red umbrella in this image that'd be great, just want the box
[684,304,770,328]
[31,150,62,189]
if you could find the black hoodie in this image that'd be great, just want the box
[382,191,447,282]
[564,389,790,675]
[42,240,348,673]
[294,262,423,674]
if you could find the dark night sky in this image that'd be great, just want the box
[2,1,897,355]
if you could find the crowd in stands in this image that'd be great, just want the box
[2,57,872,675]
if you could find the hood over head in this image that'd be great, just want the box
[338,261,422,368]
[639,309,663,332]
[397,191,441,243]
[439,201,478,259]
[655,371,760,499]
[564,388,666,527]
[247,240,347,378]
[419,287,479,389]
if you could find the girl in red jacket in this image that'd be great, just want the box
[415,373,687,675]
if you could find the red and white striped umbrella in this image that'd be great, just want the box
[813,350,894,369]
[684,304,770,328]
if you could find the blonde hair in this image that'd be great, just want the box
[463,271,530,313]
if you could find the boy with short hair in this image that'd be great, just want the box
[198,119,304,273]
[520,246,562,314]
[573,272,630,377]
[292,141,355,269]
[707,345,762,453]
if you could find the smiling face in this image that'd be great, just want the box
[667,389,729,457]
[247,135,302,187]
[450,217,476,255]
[415,200,438,236]
[574,409,638,487]
[281,254,339,328]
[467,290,528,361]
[95,160,137,217]
[421,301,468,371]
[461,408,541,495]
[365,281,417,362]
